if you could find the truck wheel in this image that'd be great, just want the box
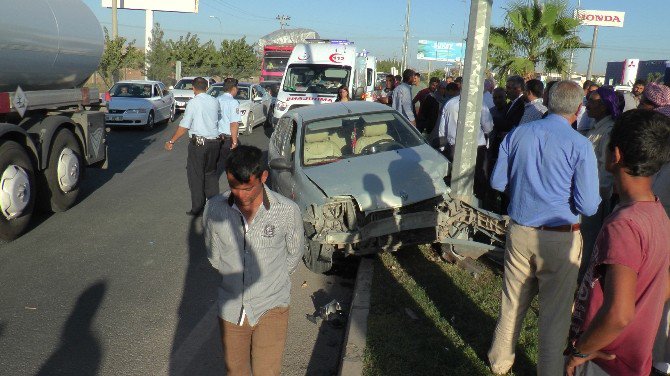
[143,111,155,131]
[0,140,36,241]
[304,239,334,274]
[246,112,254,135]
[39,129,82,212]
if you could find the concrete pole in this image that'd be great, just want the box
[585,25,598,80]
[451,0,493,204]
[401,0,410,72]
[144,9,154,79]
[111,0,118,38]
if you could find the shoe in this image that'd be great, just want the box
[186,209,202,216]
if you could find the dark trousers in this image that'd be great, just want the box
[216,137,233,177]
[186,140,221,213]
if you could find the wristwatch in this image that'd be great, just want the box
[166,140,175,145]
[569,343,590,358]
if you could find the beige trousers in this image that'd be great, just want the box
[488,222,582,375]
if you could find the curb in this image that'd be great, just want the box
[339,257,374,376]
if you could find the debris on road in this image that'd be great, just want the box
[404,307,419,320]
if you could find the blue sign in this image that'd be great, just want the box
[417,40,464,62]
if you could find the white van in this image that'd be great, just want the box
[273,40,375,124]
[354,52,377,101]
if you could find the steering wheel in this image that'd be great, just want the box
[360,139,403,155]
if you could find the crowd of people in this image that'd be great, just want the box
[381,70,670,376]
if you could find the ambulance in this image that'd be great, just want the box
[272,39,376,124]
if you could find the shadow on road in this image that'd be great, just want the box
[36,281,107,376]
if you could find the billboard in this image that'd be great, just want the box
[576,9,625,28]
[417,40,464,62]
[101,0,199,13]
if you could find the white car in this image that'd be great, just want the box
[171,76,216,111]
[207,82,273,135]
[105,80,175,130]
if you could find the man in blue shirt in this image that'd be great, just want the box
[487,80,600,376]
[216,79,241,173]
[165,77,221,216]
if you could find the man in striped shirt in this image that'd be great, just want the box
[204,145,304,376]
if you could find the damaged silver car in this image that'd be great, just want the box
[268,101,507,273]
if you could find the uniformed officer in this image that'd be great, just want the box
[165,76,221,216]
[216,79,241,173]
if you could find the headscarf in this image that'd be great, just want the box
[595,87,621,120]
[431,81,450,106]
[642,83,670,117]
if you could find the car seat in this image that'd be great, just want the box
[303,132,342,165]
[354,123,394,154]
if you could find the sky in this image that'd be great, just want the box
[82,0,670,75]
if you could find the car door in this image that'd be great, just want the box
[274,118,298,199]
[257,86,272,120]
[159,83,174,118]
[269,116,293,196]
[251,85,265,124]
[150,85,166,120]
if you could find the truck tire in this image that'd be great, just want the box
[0,140,36,241]
[39,129,81,212]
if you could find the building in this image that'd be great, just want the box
[605,59,670,87]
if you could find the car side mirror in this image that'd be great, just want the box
[253,96,263,102]
[169,86,174,90]
[269,157,292,171]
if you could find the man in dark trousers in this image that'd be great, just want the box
[164,76,221,216]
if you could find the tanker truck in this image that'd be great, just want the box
[0,0,108,241]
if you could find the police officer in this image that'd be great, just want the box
[216,78,241,174]
[165,77,221,216]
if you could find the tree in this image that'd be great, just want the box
[647,72,664,84]
[217,37,259,79]
[488,0,585,79]
[429,69,445,80]
[97,27,142,89]
[168,33,219,77]
[377,59,401,74]
[145,23,173,85]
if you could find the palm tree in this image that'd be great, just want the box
[488,0,586,79]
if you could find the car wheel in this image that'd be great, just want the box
[38,129,82,213]
[303,222,333,273]
[168,104,176,123]
[143,111,155,131]
[0,140,36,241]
[246,112,254,135]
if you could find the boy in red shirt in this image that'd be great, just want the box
[566,110,670,376]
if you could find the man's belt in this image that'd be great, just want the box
[535,223,581,232]
[190,135,220,146]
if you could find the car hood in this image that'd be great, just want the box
[302,144,449,212]
[108,97,153,110]
[171,89,194,98]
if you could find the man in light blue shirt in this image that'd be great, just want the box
[392,69,416,126]
[216,79,242,172]
[165,77,221,215]
[488,81,600,376]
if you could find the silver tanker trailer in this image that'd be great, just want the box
[0,0,107,240]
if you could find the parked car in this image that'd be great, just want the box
[207,82,273,135]
[171,76,216,111]
[268,101,450,273]
[105,80,175,130]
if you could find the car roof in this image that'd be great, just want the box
[290,101,394,122]
[116,80,162,85]
[179,76,214,80]
[210,82,255,87]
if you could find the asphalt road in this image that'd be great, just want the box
[0,115,357,376]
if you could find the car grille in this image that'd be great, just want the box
[175,97,191,102]
[365,196,443,223]
[108,109,124,114]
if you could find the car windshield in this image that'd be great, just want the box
[302,111,425,167]
[110,83,154,98]
[234,87,250,101]
[174,79,194,90]
[282,64,350,95]
[263,57,288,73]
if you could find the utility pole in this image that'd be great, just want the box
[567,0,582,80]
[585,25,599,80]
[401,0,411,72]
[276,15,291,29]
[111,0,118,38]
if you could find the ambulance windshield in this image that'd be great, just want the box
[282,64,350,95]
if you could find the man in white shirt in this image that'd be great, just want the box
[519,79,547,125]
[483,78,495,110]
[436,95,494,198]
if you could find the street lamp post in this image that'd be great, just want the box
[209,15,222,36]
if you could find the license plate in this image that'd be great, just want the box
[106,115,122,121]
[176,101,184,106]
